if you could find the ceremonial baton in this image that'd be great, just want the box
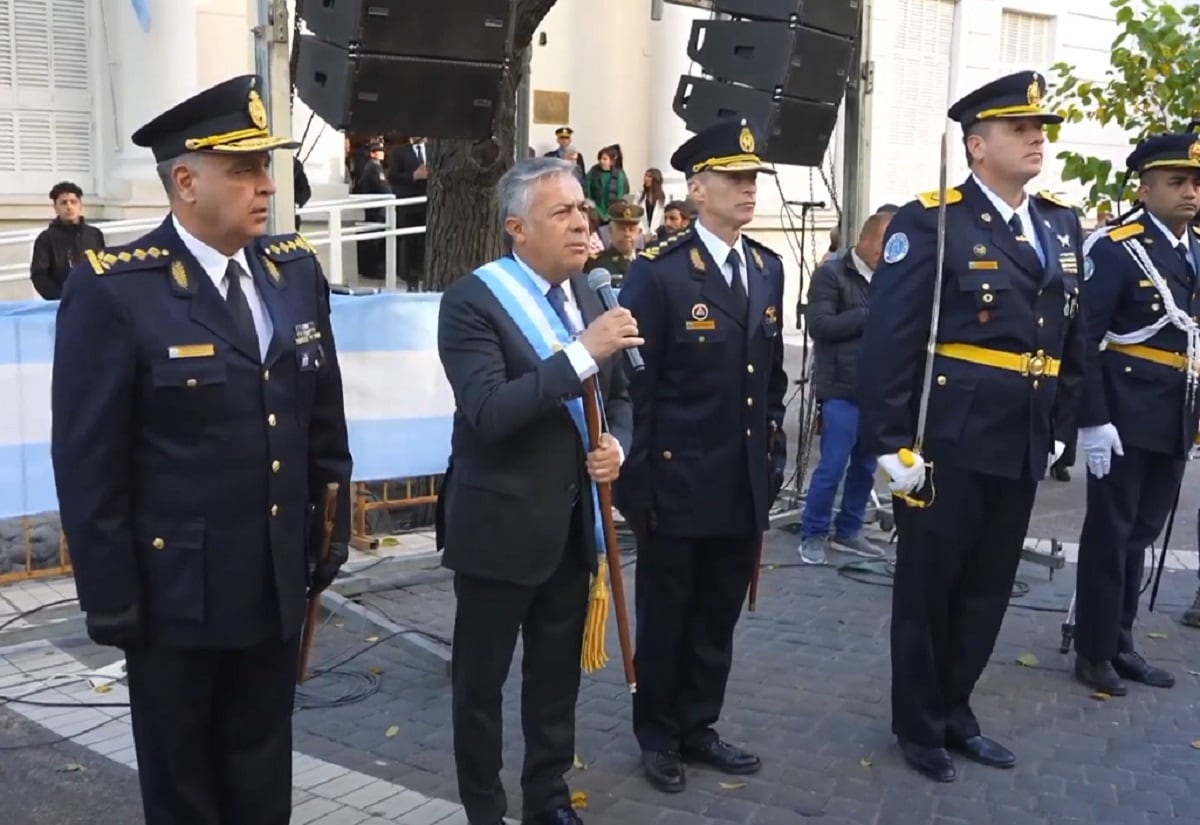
[297,482,340,684]
[581,376,637,693]
[1148,456,1186,612]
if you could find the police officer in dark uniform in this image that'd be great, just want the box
[545,125,587,178]
[617,118,788,793]
[50,74,353,825]
[583,199,643,286]
[857,70,1086,782]
[356,137,391,279]
[1071,133,1200,694]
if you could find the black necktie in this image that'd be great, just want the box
[224,259,259,355]
[1176,244,1195,281]
[1008,214,1025,240]
[546,284,578,335]
[727,249,749,321]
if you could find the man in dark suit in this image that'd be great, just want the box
[436,156,641,825]
[49,75,353,825]
[387,136,429,288]
[858,70,1085,781]
[1071,133,1200,695]
[617,118,789,794]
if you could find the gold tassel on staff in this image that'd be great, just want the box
[581,557,610,673]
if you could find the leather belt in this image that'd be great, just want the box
[934,342,1061,378]
[1106,342,1192,372]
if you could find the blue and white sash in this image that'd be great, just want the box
[473,256,607,557]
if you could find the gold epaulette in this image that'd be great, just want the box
[1035,190,1075,209]
[260,232,316,262]
[916,188,962,209]
[85,245,171,276]
[744,234,781,266]
[1191,224,1199,237]
[638,227,694,260]
[1109,222,1145,242]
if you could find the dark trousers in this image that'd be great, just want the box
[125,635,300,825]
[631,531,758,753]
[890,464,1037,748]
[1074,446,1185,663]
[451,540,590,825]
[801,399,878,539]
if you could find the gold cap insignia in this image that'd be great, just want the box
[689,247,706,272]
[691,303,709,321]
[1189,141,1200,162]
[739,126,755,153]
[248,89,268,130]
[171,259,188,290]
[764,305,778,323]
[1026,76,1042,107]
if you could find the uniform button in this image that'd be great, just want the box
[1037,289,1043,296]
[1152,303,1161,311]
[1124,366,1132,373]
[263,369,271,381]
[270,504,279,516]
[186,378,197,387]
[1033,379,1040,389]
[936,375,946,385]
[151,537,165,550]
[698,335,706,343]
[1038,317,1044,327]
[746,429,752,437]
[268,413,277,427]
[982,282,990,290]
[662,450,673,460]
[746,398,753,407]
[747,364,755,374]
[271,460,281,472]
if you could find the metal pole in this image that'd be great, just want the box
[254,0,296,235]
[840,0,872,241]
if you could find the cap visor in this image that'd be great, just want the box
[207,134,301,153]
[988,110,1064,125]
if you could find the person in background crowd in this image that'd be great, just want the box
[818,224,842,266]
[656,199,694,241]
[50,74,352,825]
[586,146,629,224]
[618,118,787,795]
[388,136,430,290]
[545,125,587,178]
[584,200,644,286]
[436,156,636,825]
[797,211,894,565]
[30,181,105,300]
[355,138,390,280]
[638,168,667,237]
[858,70,1085,782]
[1070,133,1200,695]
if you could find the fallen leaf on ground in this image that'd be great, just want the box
[59,763,84,772]
[381,537,400,546]
[335,622,345,628]
[859,757,873,767]
[1016,653,1039,667]
[573,754,587,770]
[570,791,588,809]
[365,635,380,642]
[369,666,384,676]
[719,782,747,790]
[93,684,112,694]
[1146,632,1169,639]
[1089,691,1112,701]
[1186,670,1200,677]
[1192,740,1200,750]
[385,725,400,738]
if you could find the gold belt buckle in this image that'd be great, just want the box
[1023,350,1047,377]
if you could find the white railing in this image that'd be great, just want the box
[0,193,427,293]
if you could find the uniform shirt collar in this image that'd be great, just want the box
[1145,209,1190,250]
[972,173,1033,229]
[693,218,746,271]
[172,214,252,290]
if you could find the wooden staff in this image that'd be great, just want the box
[748,533,763,613]
[297,482,340,684]
[579,375,637,693]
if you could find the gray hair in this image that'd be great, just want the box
[497,157,579,243]
[156,152,205,198]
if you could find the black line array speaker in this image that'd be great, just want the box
[295,0,516,139]
[674,0,862,167]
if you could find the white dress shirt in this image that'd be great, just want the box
[1145,210,1195,271]
[172,215,273,360]
[693,219,750,290]
[972,174,1045,264]
[511,253,598,381]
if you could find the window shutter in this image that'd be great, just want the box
[999,11,1057,192]
[871,0,956,209]
[0,0,94,196]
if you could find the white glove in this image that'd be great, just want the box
[1079,423,1123,478]
[1050,440,1066,464]
[877,452,926,496]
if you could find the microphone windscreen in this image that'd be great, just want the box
[586,268,613,291]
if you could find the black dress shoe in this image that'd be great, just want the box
[897,739,955,782]
[642,750,685,794]
[680,739,762,774]
[1075,656,1128,696]
[948,735,1016,769]
[1113,651,1175,688]
[522,806,583,825]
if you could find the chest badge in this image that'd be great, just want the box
[689,247,706,272]
[1057,232,1071,248]
[883,232,909,264]
[170,260,188,290]
[973,244,987,256]
[764,305,778,324]
[264,256,282,283]
[691,303,709,321]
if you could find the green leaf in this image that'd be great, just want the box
[1016,653,1040,668]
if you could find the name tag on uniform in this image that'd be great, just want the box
[1139,279,1154,287]
[294,321,321,345]
[167,343,215,359]
[686,320,716,331]
[968,260,999,270]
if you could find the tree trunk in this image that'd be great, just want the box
[425,0,560,290]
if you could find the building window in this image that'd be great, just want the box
[873,0,956,208]
[0,0,93,197]
[999,10,1054,73]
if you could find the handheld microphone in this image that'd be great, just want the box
[586,268,645,373]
